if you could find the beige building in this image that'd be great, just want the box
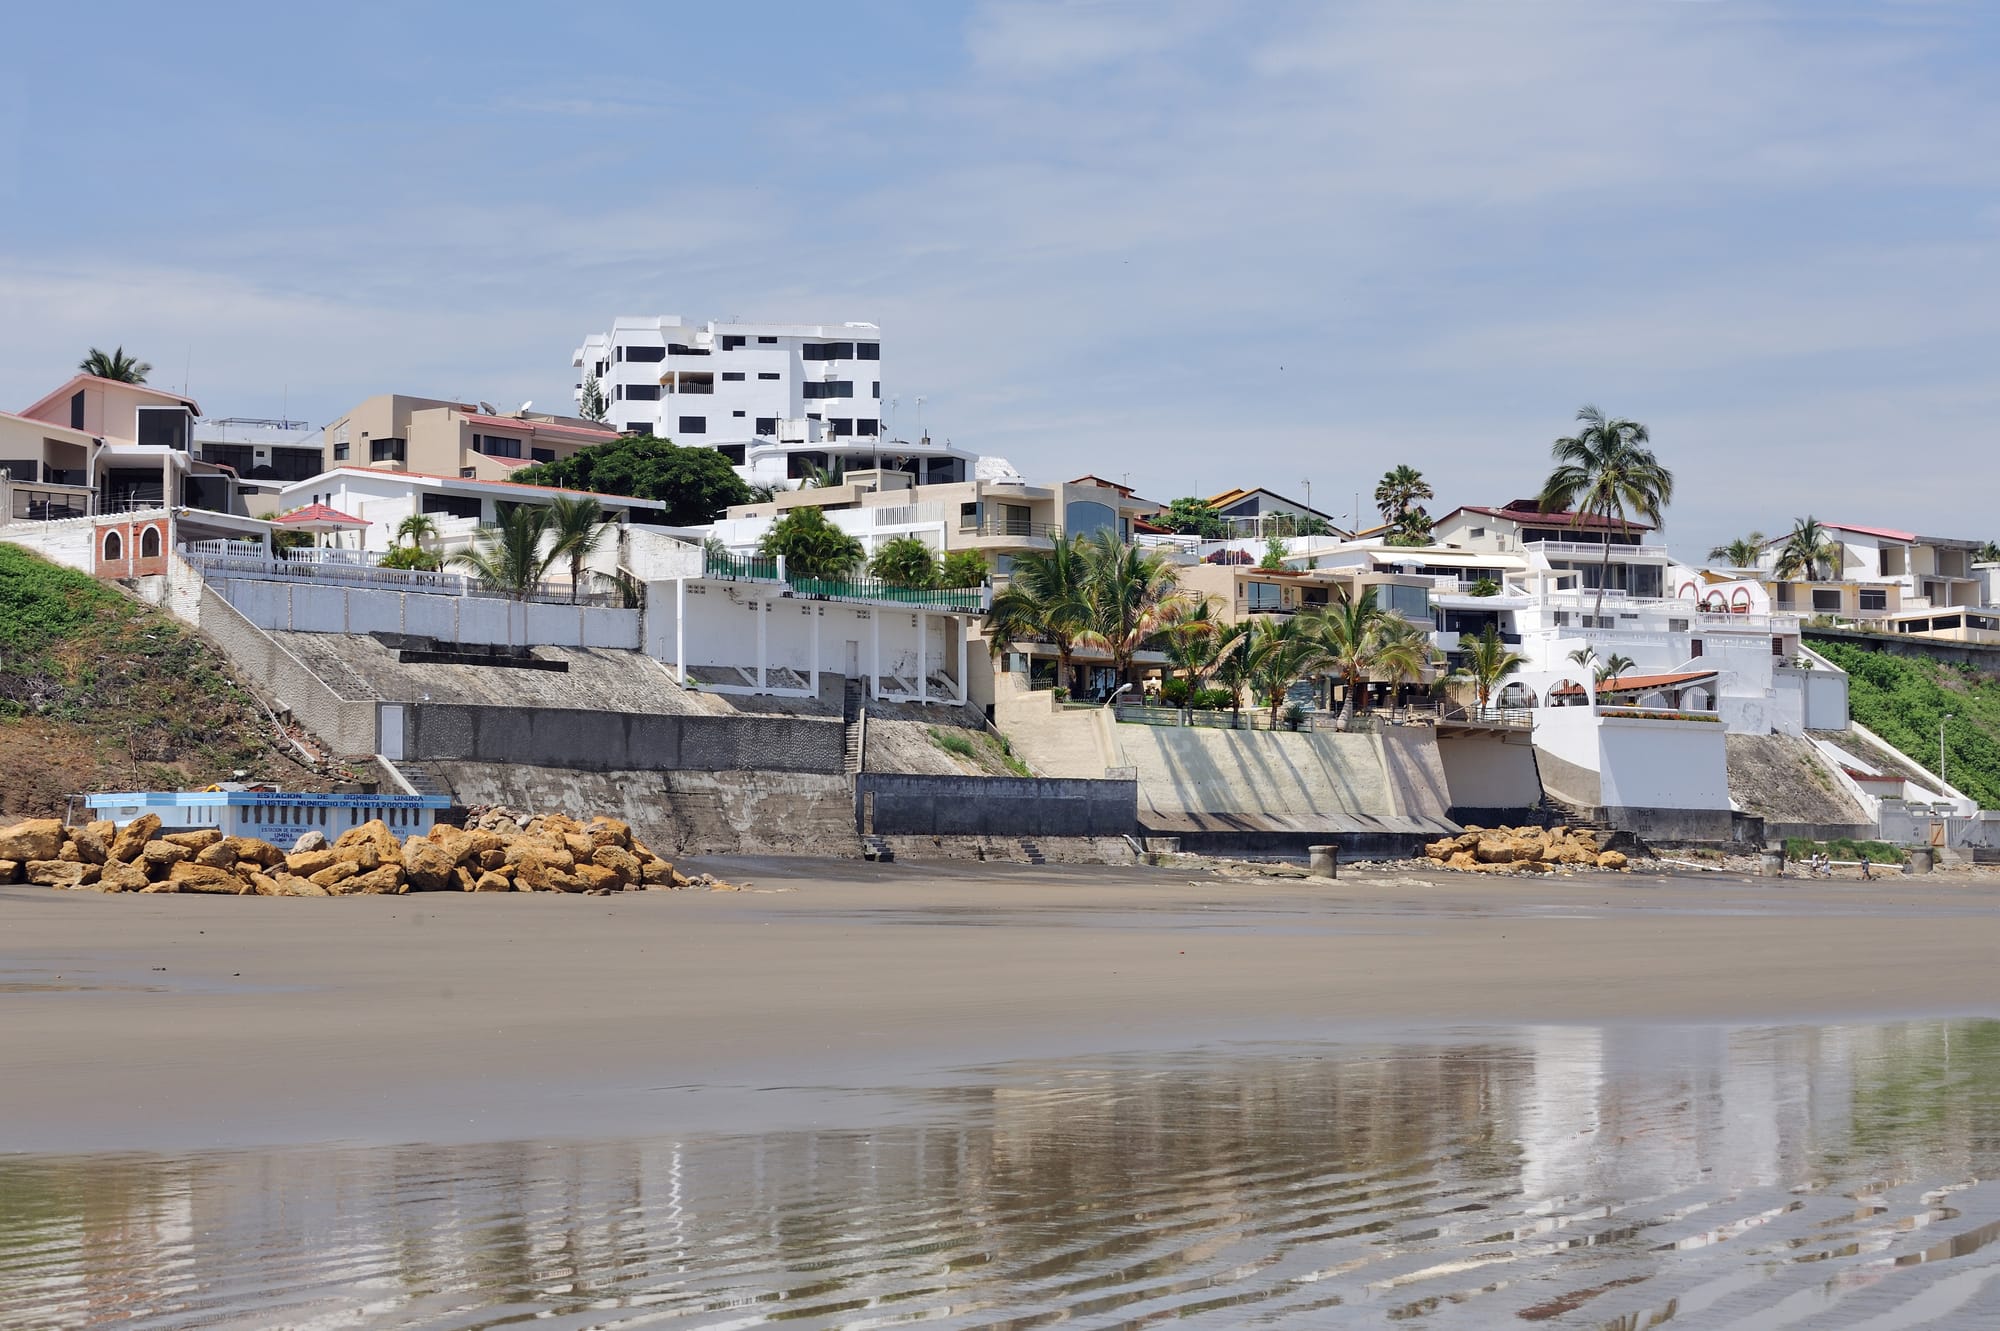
[322,395,622,483]
[2,375,254,519]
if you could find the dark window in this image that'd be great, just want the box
[1246,582,1282,611]
[831,418,854,437]
[720,335,746,350]
[755,417,778,435]
[70,391,84,430]
[0,459,35,482]
[678,416,706,434]
[613,384,622,400]
[104,530,121,561]
[267,449,322,482]
[531,447,555,463]
[624,345,666,362]
[370,437,407,463]
[615,347,622,361]
[856,342,880,360]
[198,444,254,473]
[470,434,522,459]
[1772,636,1785,656]
[1812,589,1842,611]
[333,442,350,461]
[1859,589,1887,611]
[855,418,878,436]
[757,371,781,381]
[801,341,855,361]
[136,407,190,451]
[139,525,160,560]
[667,344,709,356]
[624,383,661,401]
[732,410,746,417]
[422,493,482,520]
[1690,639,1703,658]
[717,444,746,464]
[872,381,880,399]
[721,371,745,381]
[623,422,648,434]
[806,412,821,421]
[802,381,854,399]
[757,335,777,344]
[1775,584,1792,606]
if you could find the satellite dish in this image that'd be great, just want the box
[478,401,497,415]
[517,400,533,414]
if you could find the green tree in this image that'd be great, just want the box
[934,549,989,589]
[868,535,938,587]
[800,458,848,490]
[1311,587,1386,730]
[1455,624,1525,714]
[393,513,440,551]
[578,373,609,423]
[1208,620,1256,724]
[544,493,613,602]
[1538,404,1674,622]
[1374,465,1434,523]
[1372,614,1436,710]
[79,346,151,383]
[1151,595,1224,721]
[1249,614,1327,730]
[1258,535,1288,569]
[378,544,441,571]
[1075,530,1180,684]
[1979,541,2000,565]
[1774,516,1842,582]
[1707,531,1767,569]
[1597,652,1637,686]
[1155,497,1227,538]
[451,503,556,600]
[759,505,864,580]
[988,537,1093,693]
[513,435,753,526]
[1385,507,1433,547]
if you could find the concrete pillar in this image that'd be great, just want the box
[675,578,687,685]
[1759,848,1786,877]
[917,611,927,703]
[756,598,766,692]
[810,605,820,696]
[1309,844,1338,879]
[956,618,968,704]
[871,612,881,701]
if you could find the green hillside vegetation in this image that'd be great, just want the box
[1810,639,2000,809]
[0,544,336,816]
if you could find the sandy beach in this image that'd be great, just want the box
[6,859,2000,1153]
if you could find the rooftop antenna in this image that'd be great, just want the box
[479,401,498,415]
[517,400,533,415]
[915,395,926,440]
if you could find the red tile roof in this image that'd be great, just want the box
[1446,500,1655,533]
[1552,669,1717,697]
[273,502,369,527]
[459,411,618,441]
[1820,521,1918,543]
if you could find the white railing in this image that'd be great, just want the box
[180,545,621,606]
[1526,540,1670,560]
[863,501,945,528]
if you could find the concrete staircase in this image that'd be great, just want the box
[843,679,865,775]
[1017,838,1047,865]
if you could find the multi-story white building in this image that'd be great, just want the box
[572,315,988,490]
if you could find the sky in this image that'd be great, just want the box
[3,0,1997,560]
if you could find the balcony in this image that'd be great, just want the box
[961,514,1061,544]
[703,548,991,613]
[1525,539,1670,560]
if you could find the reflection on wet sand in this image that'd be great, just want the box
[6,1021,2000,1328]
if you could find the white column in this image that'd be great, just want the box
[675,578,687,685]
[957,618,968,704]
[917,612,927,703]
[810,606,820,696]
[871,612,881,701]
[756,598,766,692]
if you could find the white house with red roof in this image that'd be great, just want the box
[1748,520,1988,628]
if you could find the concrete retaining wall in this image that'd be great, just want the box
[854,773,1137,837]
[196,586,379,756]
[402,703,844,774]
[1766,821,1881,844]
[209,576,642,650]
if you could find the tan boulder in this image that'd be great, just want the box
[586,816,632,850]
[640,858,676,887]
[272,874,329,897]
[163,828,224,851]
[1445,850,1478,871]
[0,818,65,862]
[225,836,284,869]
[591,845,642,885]
[27,859,91,887]
[333,840,384,871]
[452,865,478,892]
[109,814,162,862]
[0,859,17,883]
[476,848,506,872]
[347,864,407,895]
[561,832,595,860]
[138,879,180,893]
[248,871,281,896]
[474,870,514,892]
[141,840,192,873]
[401,836,458,890]
[309,861,360,890]
[195,841,239,869]
[1473,839,1515,864]
[532,813,583,838]
[57,840,82,863]
[1596,850,1628,871]
[98,860,151,893]
[168,862,251,894]
[290,829,328,853]
[572,863,622,892]
[334,819,402,864]
[285,848,338,877]
[72,820,114,864]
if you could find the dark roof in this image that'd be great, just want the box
[1442,498,1655,533]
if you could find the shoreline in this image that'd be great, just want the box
[7,858,2000,1154]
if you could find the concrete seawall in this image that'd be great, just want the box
[855,773,1137,838]
[401,704,844,774]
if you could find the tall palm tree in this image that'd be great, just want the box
[79,346,151,384]
[1538,404,1674,623]
[545,493,613,602]
[1074,530,1179,686]
[394,513,441,551]
[1249,615,1327,730]
[451,503,556,600]
[1978,540,2000,565]
[1371,614,1436,711]
[1152,596,1224,719]
[1597,652,1638,686]
[1455,624,1525,715]
[988,536,1093,694]
[1774,516,1842,582]
[1209,620,1256,726]
[1312,587,1386,730]
[1374,465,1434,523]
[1707,532,1767,569]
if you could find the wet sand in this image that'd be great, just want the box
[6,860,2000,1152]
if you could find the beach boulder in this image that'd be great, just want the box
[1596,850,1628,871]
[334,820,402,866]
[590,844,642,886]
[225,836,285,869]
[163,828,223,851]
[69,822,112,864]
[27,859,92,887]
[473,870,513,892]
[291,829,328,853]
[285,848,338,877]
[195,841,238,870]
[141,840,192,873]
[0,818,65,863]
[167,862,248,894]
[346,864,407,895]
[97,860,151,892]
[109,814,162,862]
[0,859,18,884]
[401,837,457,890]
[309,861,360,891]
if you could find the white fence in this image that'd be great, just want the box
[181,543,619,606]
[205,574,642,649]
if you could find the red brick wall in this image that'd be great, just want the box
[93,517,169,579]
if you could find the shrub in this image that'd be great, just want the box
[934,549,989,589]
[378,545,442,571]
[868,535,937,588]
[929,727,977,759]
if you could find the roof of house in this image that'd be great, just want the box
[1552,668,1718,698]
[19,374,201,421]
[458,411,620,442]
[280,466,667,510]
[1204,486,1340,521]
[272,502,369,528]
[1819,520,1919,543]
[0,408,98,444]
[1441,499,1655,533]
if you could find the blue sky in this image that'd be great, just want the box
[3,1,1997,558]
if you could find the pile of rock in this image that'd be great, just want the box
[0,812,721,896]
[1422,825,1629,874]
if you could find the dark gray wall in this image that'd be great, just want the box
[855,773,1137,837]
[404,704,844,774]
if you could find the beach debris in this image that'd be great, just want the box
[1421,825,1630,873]
[0,812,732,898]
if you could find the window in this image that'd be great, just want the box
[624,344,666,362]
[678,416,706,434]
[755,417,778,435]
[831,418,854,436]
[757,335,778,344]
[717,443,746,464]
[1246,581,1282,611]
[370,438,407,463]
[721,371,745,381]
[422,493,481,520]
[801,341,855,361]
[1690,639,1703,658]
[960,502,978,530]
[802,381,854,399]
[624,384,661,401]
[1772,636,1785,656]
[1812,589,1842,612]
[667,344,708,357]
[732,410,746,417]
[1668,618,1689,633]
[623,422,648,434]
[531,447,555,463]
[856,342,880,360]
[1469,527,1485,539]
[470,434,522,458]
[758,371,781,381]
[855,418,878,436]
[70,391,84,430]
[1859,589,1887,611]
[1775,584,1793,606]
[136,407,191,451]
[103,530,122,561]
[721,335,746,350]
[872,381,880,399]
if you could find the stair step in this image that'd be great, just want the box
[1018,838,1046,865]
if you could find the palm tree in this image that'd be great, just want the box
[1153,596,1223,720]
[1374,465,1434,524]
[1074,530,1179,686]
[1385,507,1433,547]
[1371,614,1436,712]
[545,493,613,602]
[1312,587,1385,730]
[1567,646,1599,675]
[1774,516,1842,582]
[758,505,864,580]
[394,513,441,551]
[988,536,1093,694]
[1978,541,2000,565]
[1707,532,1767,569]
[800,458,848,490]
[451,503,556,600]
[1209,621,1256,725]
[79,346,151,384]
[1455,624,1525,716]
[1538,404,1674,623]
[1249,615,1326,730]
[1597,652,1637,686]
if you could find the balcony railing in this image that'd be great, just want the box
[961,515,1061,542]
[703,547,990,612]
[180,543,623,605]
[1526,540,1670,559]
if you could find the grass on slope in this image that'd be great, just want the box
[0,544,334,816]
[1811,639,2000,810]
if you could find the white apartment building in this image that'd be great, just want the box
[572,315,989,490]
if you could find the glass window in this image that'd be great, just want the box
[754,417,777,435]
[720,335,746,350]
[678,416,706,434]
[1859,589,1887,611]
[1064,499,1116,542]
[624,345,665,362]
[757,335,777,344]
[531,447,555,463]
[370,438,406,462]
[721,371,745,381]
[758,372,781,381]
[856,342,880,360]
[802,381,854,400]
[470,434,521,458]
[137,407,191,451]
[1812,589,1842,611]
[333,442,350,460]
[732,410,746,418]
[1246,582,1282,611]
[855,418,878,436]
[624,384,660,401]
[70,391,84,430]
